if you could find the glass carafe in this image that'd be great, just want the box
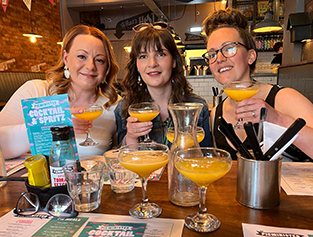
[168,103,203,206]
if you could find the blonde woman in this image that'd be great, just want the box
[0,25,120,159]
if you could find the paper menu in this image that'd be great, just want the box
[78,222,146,237]
[21,94,78,159]
[0,211,184,237]
[281,162,313,196]
[242,223,313,237]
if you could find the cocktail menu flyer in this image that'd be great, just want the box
[78,222,146,237]
[21,94,78,159]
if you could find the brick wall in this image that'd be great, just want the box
[0,0,62,72]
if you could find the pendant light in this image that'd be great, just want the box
[253,9,282,33]
[23,11,42,43]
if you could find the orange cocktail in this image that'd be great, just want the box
[72,105,103,146]
[223,88,259,102]
[73,110,102,121]
[128,110,159,122]
[174,147,232,232]
[128,102,160,142]
[175,157,230,187]
[120,150,169,178]
[118,143,169,219]
[223,81,260,129]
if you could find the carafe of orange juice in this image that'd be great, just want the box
[167,103,203,207]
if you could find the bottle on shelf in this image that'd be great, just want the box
[279,2,284,17]
[49,125,76,187]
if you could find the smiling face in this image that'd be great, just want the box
[136,42,176,90]
[207,27,256,85]
[63,34,108,92]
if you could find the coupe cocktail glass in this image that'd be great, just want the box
[175,147,232,232]
[223,81,259,129]
[118,143,169,219]
[128,102,160,142]
[72,105,103,146]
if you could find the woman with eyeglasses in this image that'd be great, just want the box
[114,22,212,147]
[203,8,313,160]
[0,25,120,159]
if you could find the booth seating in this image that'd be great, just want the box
[0,72,45,110]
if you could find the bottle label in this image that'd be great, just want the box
[50,166,66,187]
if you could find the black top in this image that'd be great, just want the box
[271,53,282,65]
[214,85,311,161]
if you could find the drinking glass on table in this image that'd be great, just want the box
[72,105,103,146]
[223,81,259,129]
[63,160,105,212]
[175,147,232,232]
[166,126,205,144]
[128,102,160,142]
[118,143,169,219]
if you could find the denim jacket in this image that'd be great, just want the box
[114,93,212,148]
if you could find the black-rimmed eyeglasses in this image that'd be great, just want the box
[13,192,78,218]
[132,21,169,32]
[202,42,248,64]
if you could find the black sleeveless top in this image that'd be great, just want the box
[213,85,311,161]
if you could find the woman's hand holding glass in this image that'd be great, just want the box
[127,102,160,143]
[71,105,103,146]
[125,116,153,144]
[223,81,259,129]
[70,107,92,134]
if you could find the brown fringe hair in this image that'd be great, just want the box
[121,26,193,118]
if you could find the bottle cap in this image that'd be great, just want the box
[50,125,70,141]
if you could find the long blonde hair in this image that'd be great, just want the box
[46,25,119,108]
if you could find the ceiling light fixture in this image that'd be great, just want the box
[253,9,282,33]
[190,26,202,33]
[23,11,42,43]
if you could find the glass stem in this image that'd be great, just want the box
[143,134,151,142]
[198,186,208,215]
[86,132,91,140]
[141,177,149,204]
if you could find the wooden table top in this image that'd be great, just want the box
[1,161,312,236]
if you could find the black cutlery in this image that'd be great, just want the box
[263,118,306,160]
[244,122,264,160]
[0,176,26,181]
[218,116,254,160]
[257,107,267,143]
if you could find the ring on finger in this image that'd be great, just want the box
[252,111,256,117]
[134,129,138,133]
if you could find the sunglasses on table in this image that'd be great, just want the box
[13,192,78,218]
[132,21,169,32]
[202,41,249,64]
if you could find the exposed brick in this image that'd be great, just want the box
[0,0,61,72]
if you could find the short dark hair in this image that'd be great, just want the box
[273,42,283,52]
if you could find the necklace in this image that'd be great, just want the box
[162,117,169,128]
